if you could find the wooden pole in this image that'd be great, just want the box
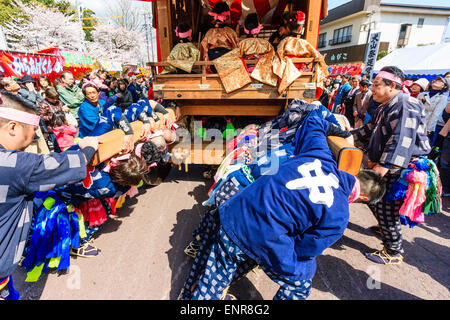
[155,0,172,61]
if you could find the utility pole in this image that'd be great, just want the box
[143,13,151,64]
[77,3,85,51]
[148,9,155,62]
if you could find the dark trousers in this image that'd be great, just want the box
[184,226,312,300]
[369,172,404,254]
[440,135,450,194]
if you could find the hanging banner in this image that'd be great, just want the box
[330,63,365,77]
[37,47,94,77]
[362,32,381,79]
[0,50,64,80]
[59,50,93,69]
[99,60,123,72]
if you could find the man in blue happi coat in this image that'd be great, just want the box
[181,115,387,300]
[0,92,99,300]
[78,84,135,153]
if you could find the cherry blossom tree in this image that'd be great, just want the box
[3,0,84,52]
[86,21,146,65]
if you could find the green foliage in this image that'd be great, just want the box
[0,0,24,27]
[377,50,388,61]
[82,9,98,42]
[0,0,76,27]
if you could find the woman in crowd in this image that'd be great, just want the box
[327,79,341,111]
[37,76,52,98]
[318,76,333,109]
[409,78,428,98]
[418,76,449,146]
[116,79,134,111]
[38,87,66,128]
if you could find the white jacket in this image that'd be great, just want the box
[418,91,449,132]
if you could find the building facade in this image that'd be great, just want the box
[318,0,450,67]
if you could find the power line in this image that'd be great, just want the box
[80,16,124,20]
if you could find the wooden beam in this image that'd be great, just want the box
[89,121,144,166]
[305,0,322,48]
[155,0,172,61]
[149,58,315,67]
[181,104,281,116]
[327,136,363,176]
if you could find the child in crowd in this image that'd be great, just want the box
[50,111,78,150]
[38,87,64,127]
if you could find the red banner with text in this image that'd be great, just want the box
[0,50,64,81]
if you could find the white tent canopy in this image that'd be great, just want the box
[374,43,450,76]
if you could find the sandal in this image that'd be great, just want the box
[177,288,184,300]
[70,241,101,258]
[221,287,237,300]
[365,248,403,265]
[184,241,200,259]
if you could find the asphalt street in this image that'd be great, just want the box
[13,165,450,300]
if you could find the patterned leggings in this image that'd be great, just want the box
[369,172,404,254]
[183,226,312,300]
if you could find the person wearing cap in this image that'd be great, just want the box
[179,115,386,300]
[410,78,428,98]
[0,76,42,110]
[351,66,431,265]
[0,92,99,300]
[272,11,329,94]
[162,22,201,75]
[418,76,450,146]
[332,73,352,114]
[19,75,44,107]
[200,1,239,73]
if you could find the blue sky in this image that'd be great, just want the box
[328,0,450,10]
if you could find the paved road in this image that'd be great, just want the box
[13,165,450,300]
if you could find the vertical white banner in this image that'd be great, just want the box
[363,32,381,79]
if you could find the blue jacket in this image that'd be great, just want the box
[55,163,129,206]
[127,83,139,103]
[219,117,356,281]
[78,99,123,138]
[0,145,87,278]
[333,82,351,108]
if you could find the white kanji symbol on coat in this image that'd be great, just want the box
[285,159,339,208]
